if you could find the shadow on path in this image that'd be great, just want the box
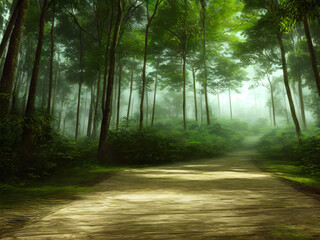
[2,138,320,239]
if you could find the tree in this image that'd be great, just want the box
[0,0,29,117]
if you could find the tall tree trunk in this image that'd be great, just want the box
[151,71,157,127]
[192,68,198,121]
[0,0,29,117]
[139,0,161,130]
[201,5,210,125]
[270,86,276,126]
[87,86,94,137]
[21,0,47,154]
[0,0,20,59]
[228,87,232,120]
[75,82,82,140]
[146,85,149,125]
[200,91,203,124]
[298,75,307,129]
[276,32,302,137]
[98,0,123,156]
[268,77,276,126]
[116,62,122,131]
[101,1,114,111]
[182,50,187,130]
[127,57,134,122]
[303,16,320,96]
[75,30,83,141]
[92,69,101,138]
[140,24,150,130]
[24,0,47,115]
[47,3,55,113]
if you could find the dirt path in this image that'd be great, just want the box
[2,148,320,239]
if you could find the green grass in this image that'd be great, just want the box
[0,165,126,209]
[256,157,320,191]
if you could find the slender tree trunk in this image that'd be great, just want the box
[24,0,47,115]
[127,57,134,122]
[83,91,88,134]
[303,16,320,96]
[101,1,114,111]
[151,71,157,127]
[21,0,47,155]
[201,6,210,125]
[87,86,94,137]
[140,24,150,130]
[75,81,82,140]
[98,0,123,156]
[146,85,149,125]
[47,3,55,113]
[0,0,20,59]
[75,30,83,141]
[22,71,29,111]
[92,70,101,138]
[139,0,161,130]
[0,0,29,117]
[192,68,198,121]
[276,32,302,137]
[298,75,307,129]
[270,85,276,126]
[182,50,187,130]
[200,91,203,123]
[228,87,232,120]
[116,62,122,131]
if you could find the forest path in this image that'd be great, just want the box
[3,139,320,239]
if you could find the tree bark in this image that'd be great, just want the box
[0,0,29,117]
[127,56,134,122]
[116,61,122,131]
[139,0,161,130]
[297,75,307,129]
[0,0,20,59]
[92,69,101,138]
[276,32,302,137]
[268,77,276,126]
[75,30,83,141]
[24,0,47,115]
[140,23,150,130]
[151,71,157,127]
[87,85,94,137]
[182,50,187,130]
[98,0,123,157]
[192,68,198,121]
[303,16,320,97]
[201,5,210,125]
[101,1,114,112]
[47,2,55,113]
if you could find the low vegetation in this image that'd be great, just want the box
[256,127,320,190]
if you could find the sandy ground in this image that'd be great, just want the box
[1,138,320,239]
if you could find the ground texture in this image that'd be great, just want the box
[2,149,320,239]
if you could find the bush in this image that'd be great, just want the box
[258,128,320,177]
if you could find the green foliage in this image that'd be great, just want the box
[258,128,320,177]
[98,120,246,165]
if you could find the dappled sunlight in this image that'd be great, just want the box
[133,170,268,181]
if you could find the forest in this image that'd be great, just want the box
[1,0,320,238]
[0,0,320,184]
